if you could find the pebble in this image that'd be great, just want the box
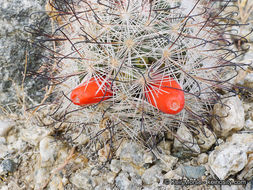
[173,124,200,154]
[237,153,253,180]
[208,133,253,180]
[195,126,216,151]
[0,120,13,137]
[156,155,178,172]
[141,165,162,185]
[245,119,253,130]
[70,168,96,189]
[0,159,16,174]
[115,172,132,190]
[107,172,117,184]
[244,72,253,88]
[39,136,60,167]
[117,141,145,167]
[197,153,209,164]
[34,168,50,190]
[181,165,206,179]
[211,96,245,137]
[110,159,121,173]
[21,125,50,146]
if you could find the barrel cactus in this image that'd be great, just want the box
[29,0,249,157]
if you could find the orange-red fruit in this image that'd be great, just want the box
[70,77,113,105]
[146,77,185,114]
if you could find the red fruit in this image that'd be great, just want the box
[145,77,185,114]
[70,77,113,105]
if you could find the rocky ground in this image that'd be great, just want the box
[1,0,253,190]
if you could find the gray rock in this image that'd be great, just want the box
[0,159,16,174]
[70,168,95,190]
[181,165,206,179]
[39,136,59,167]
[141,165,162,185]
[173,124,200,155]
[0,0,49,111]
[209,133,253,180]
[211,96,245,137]
[110,159,121,173]
[115,172,131,190]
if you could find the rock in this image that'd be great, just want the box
[70,168,96,190]
[143,152,154,164]
[245,119,253,130]
[173,124,200,155]
[121,161,144,176]
[244,72,253,88]
[211,96,245,137]
[117,141,145,167]
[157,141,172,155]
[141,166,162,185]
[110,159,121,173]
[115,172,132,190]
[195,126,216,151]
[98,144,112,162]
[197,153,208,164]
[208,133,253,180]
[39,136,60,167]
[0,120,13,137]
[156,155,178,172]
[107,172,117,184]
[181,165,206,179]
[0,159,16,174]
[21,125,50,146]
[0,0,49,108]
[237,153,253,180]
[34,168,50,190]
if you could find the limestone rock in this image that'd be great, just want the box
[173,124,200,154]
[208,133,253,180]
[211,96,245,137]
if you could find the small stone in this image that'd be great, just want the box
[62,177,69,186]
[21,125,50,146]
[208,133,253,180]
[91,168,100,176]
[244,72,253,88]
[157,141,172,155]
[245,119,253,130]
[173,124,200,154]
[118,142,145,167]
[0,159,16,174]
[181,165,206,179]
[34,168,50,190]
[0,120,13,137]
[121,161,144,176]
[156,155,178,172]
[143,152,154,164]
[197,153,208,164]
[195,126,216,151]
[115,172,131,190]
[110,159,121,173]
[107,172,117,184]
[237,153,253,180]
[141,165,162,185]
[70,168,96,189]
[39,136,59,167]
[211,96,245,137]
[98,144,112,162]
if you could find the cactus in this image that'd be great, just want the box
[28,0,249,157]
